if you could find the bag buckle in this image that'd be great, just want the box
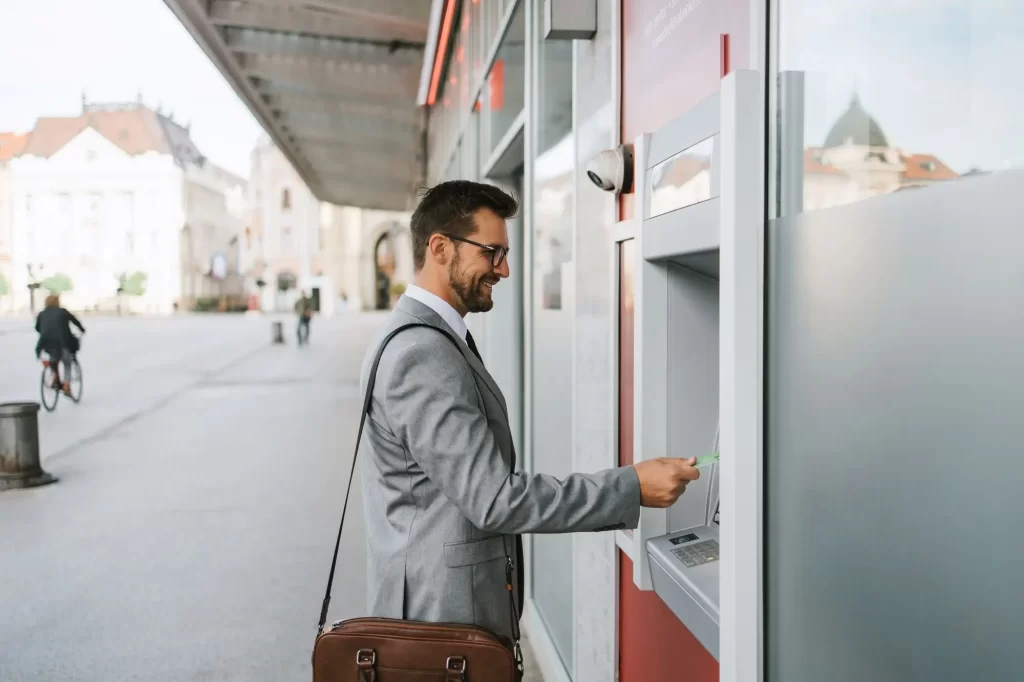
[356,649,377,667]
[446,656,466,672]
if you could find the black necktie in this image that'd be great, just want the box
[465,330,482,363]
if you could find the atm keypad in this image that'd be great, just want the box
[671,539,719,568]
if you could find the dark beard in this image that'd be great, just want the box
[448,251,494,313]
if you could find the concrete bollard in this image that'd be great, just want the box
[0,402,58,491]
[271,320,284,344]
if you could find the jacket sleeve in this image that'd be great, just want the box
[381,336,641,535]
[66,310,85,333]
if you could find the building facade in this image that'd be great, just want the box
[7,99,245,314]
[244,137,414,315]
[418,2,1024,682]
[0,133,27,314]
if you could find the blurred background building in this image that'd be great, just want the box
[0,132,27,314]
[242,135,413,316]
[0,107,413,316]
[6,96,246,314]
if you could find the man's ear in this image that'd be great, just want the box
[427,233,449,265]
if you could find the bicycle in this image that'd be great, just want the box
[39,346,83,413]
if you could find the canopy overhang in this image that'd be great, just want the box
[162,0,434,211]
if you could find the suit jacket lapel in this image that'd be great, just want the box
[395,296,509,420]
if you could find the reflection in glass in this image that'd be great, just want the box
[649,136,715,217]
[481,1,525,162]
[534,135,574,310]
[537,39,572,155]
[776,0,1023,217]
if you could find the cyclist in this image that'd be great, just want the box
[34,294,85,394]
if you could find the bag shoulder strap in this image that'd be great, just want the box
[316,322,520,653]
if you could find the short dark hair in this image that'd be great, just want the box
[410,180,519,271]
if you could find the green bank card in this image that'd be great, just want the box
[694,452,720,469]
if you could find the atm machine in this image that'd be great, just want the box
[617,70,763,665]
[647,427,721,658]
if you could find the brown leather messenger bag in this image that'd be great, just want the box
[312,323,524,682]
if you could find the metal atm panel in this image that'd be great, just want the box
[631,70,763,669]
[648,525,721,659]
[633,80,728,663]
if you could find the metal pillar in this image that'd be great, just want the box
[0,402,58,491]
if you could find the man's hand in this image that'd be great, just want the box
[634,457,701,508]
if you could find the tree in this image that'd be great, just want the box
[119,271,147,297]
[41,273,73,294]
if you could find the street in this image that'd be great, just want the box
[0,312,383,681]
[0,312,544,681]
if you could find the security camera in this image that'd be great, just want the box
[586,144,634,194]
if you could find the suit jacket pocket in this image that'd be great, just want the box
[443,536,508,567]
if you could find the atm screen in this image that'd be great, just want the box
[649,136,716,217]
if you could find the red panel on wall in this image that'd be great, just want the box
[619,0,750,220]
[619,553,719,682]
[490,58,505,111]
[617,2,746,677]
[618,239,635,467]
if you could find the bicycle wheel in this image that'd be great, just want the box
[68,358,83,403]
[40,365,60,412]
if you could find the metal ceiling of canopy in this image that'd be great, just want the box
[162,0,432,211]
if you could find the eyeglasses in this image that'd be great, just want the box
[442,233,509,268]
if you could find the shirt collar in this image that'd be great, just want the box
[404,284,468,341]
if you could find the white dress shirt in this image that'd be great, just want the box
[403,284,468,342]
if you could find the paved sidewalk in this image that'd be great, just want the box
[0,312,544,681]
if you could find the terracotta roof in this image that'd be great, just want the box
[20,107,171,158]
[0,132,27,161]
[655,155,710,188]
[804,148,959,182]
[901,153,958,181]
[804,149,844,175]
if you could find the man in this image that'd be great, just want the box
[34,294,85,393]
[359,180,699,645]
[295,292,313,345]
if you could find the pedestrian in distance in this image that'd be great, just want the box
[295,291,313,345]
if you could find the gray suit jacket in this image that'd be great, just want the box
[359,296,641,641]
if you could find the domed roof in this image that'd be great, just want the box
[824,94,889,148]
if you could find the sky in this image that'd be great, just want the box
[781,0,1024,175]
[0,0,263,178]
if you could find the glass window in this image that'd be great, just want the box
[530,8,576,669]
[461,113,480,181]
[774,0,1024,218]
[481,1,525,161]
[536,31,572,155]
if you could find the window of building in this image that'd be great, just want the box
[281,226,293,254]
[281,188,291,210]
[480,1,525,161]
[772,0,1024,218]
